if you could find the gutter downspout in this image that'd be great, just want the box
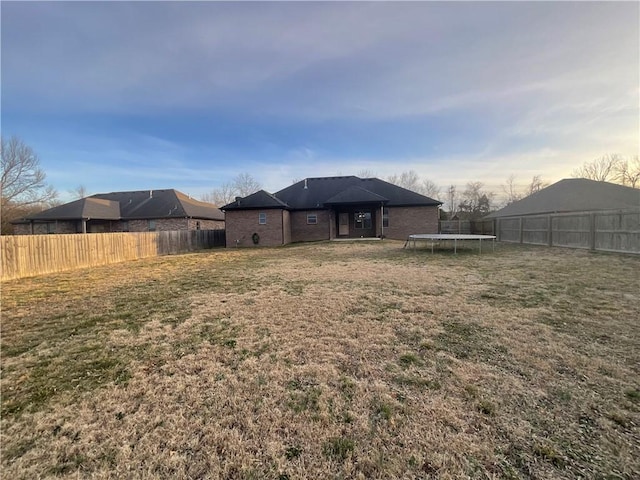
[380,203,384,239]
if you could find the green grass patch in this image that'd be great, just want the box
[2,347,130,418]
[323,437,355,461]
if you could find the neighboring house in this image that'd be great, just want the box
[222,176,441,246]
[486,178,640,219]
[12,189,225,235]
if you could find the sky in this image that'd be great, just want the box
[2,1,639,204]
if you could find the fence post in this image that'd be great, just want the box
[519,217,523,244]
[589,213,596,251]
[547,215,553,246]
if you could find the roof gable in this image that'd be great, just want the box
[222,190,290,210]
[487,179,640,218]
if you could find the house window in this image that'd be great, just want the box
[148,220,156,231]
[383,208,389,228]
[47,223,55,234]
[354,211,372,229]
[196,221,201,230]
[307,213,318,225]
[259,212,267,224]
[122,221,129,232]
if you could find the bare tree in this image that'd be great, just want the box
[458,181,495,219]
[501,174,522,206]
[201,182,236,206]
[572,154,622,182]
[201,172,262,207]
[526,175,547,196]
[616,155,640,188]
[445,184,458,218]
[69,185,89,199]
[501,174,548,206]
[234,172,262,197]
[386,173,400,186]
[387,170,440,199]
[356,169,377,178]
[420,179,441,200]
[1,136,58,234]
[387,170,420,192]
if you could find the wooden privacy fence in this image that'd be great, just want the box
[440,219,495,235]
[1,229,226,281]
[496,209,640,254]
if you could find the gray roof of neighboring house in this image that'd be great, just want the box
[486,178,640,218]
[21,197,121,221]
[15,189,224,222]
[223,176,441,211]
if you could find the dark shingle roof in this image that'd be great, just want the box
[324,186,389,205]
[224,176,441,211]
[17,189,223,222]
[486,178,640,218]
[21,198,121,221]
[223,190,290,210]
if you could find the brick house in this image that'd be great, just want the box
[223,176,441,247]
[12,189,224,235]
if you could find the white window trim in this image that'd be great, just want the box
[259,212,267,224]
[307,213,318,225]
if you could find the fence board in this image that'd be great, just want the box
[522,216,549,245]
[1,230,226,281]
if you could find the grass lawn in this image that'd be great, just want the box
[1,241,638,479]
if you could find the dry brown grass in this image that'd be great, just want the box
[1,241,639,479]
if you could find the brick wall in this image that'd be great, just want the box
[109,218,224,232]
[384,206,439,240]
[226,209,286,247]
[291,210,331,243]
[187,219,225,230]
[13,217,224,235]
[13,221,79,235]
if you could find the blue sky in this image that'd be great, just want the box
[2,1,638,203]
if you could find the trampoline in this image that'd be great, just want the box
[405,234,496,254]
